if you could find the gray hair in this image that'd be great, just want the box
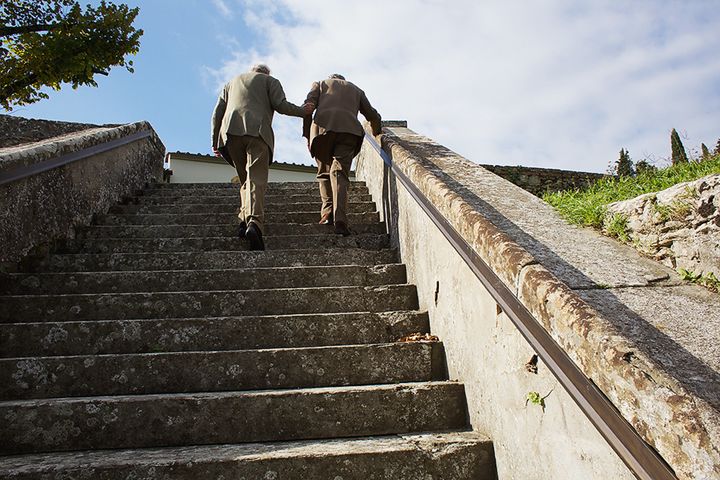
[251,63,271,75]
[328,73,345,80]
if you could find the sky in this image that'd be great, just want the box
[6,0,720,173]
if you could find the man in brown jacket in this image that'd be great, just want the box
[211,63,311,250]
[303,74,381,235]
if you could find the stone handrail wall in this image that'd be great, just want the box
[0,121,165,266]
[480,164,607,196]
[0,114,114,149]
[356,123,719,480]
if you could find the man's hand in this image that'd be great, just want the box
[302,103,315,115]
[212,147,223,158]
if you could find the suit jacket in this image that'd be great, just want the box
[211,72,305,165]
[303,78,381,161]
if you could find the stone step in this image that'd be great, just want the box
[79,222,386,238]
[0,432,496,480]
[95,211,380,226]
[141,185,369,196]
[1,264,406,295]
[126,193,375,204]
[1,342,441,400]
[0,284,419,322]
[57,233,390,254]
[0,381,468,454]
[153,181,366,189]
[109,201,377,215]
[0,311,429,357]
[32,248,397,272]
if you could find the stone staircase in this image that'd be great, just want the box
[0,181,496,479]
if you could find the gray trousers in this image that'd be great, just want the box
[226,134,270,232]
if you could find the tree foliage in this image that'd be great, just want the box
[634,159,657,175]
[670,128,688,165]
[0,0,142,110]
[715,139,720,157]
[701,143,711,160]
[614,148,635,176]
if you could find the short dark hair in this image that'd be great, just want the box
[328,73,345,80]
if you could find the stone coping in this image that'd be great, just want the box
[0,121,156,173]
[367,124,719,480]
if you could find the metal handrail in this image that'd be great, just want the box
[0,129,153,186]
[365,131,677,480]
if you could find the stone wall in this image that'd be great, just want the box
[481,164,607,196]
[0,121,165,266]
[356,123,720,480]
[606,174,720,279]
[0,114,115,148]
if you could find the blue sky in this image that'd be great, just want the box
[7,0,720,173]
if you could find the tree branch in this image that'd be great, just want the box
[0,23,60,37]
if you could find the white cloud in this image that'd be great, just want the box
[211,0,233,18]
[206,0,720,172]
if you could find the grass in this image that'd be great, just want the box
[678,269,720,293]
[603,213,630,242]
[543,154,720,228]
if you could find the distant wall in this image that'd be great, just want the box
[480,164,607,196]
[168,152,330,183]
[0,121,165,266]
[169,157,236,183]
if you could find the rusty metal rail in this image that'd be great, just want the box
[365,131,677,480]
[0,129,152,186]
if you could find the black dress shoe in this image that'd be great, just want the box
[238,221,247,239]
[334,221,350,236]
[246,222,265,250]
[318,212,333,225]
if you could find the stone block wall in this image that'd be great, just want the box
[606,174,720,279]
[0,121,165,266]
[480,164,607,196]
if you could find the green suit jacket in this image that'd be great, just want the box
[211,72,305,165]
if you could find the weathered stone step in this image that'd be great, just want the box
[126,193,374,204]
[109,201,377,215]
[32,248,397,273]
[1,264,406,295]
[0,284,418,322]
[0,432,496,480]
[58,233,389,254]
[96,211,380,226]
[1,342,440,400]
[152,181,366,189]
[79,222,386,238]
[0,382,468,454]
[0,311,429,357]
[141,185,369,196]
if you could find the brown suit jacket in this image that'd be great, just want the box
[211,72,305,165]
[303,78,381,162]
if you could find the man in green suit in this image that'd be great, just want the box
[211,63,311,250]
[303,74,381,236]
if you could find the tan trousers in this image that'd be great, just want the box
[315,132,360,225]
[226,134,270,232]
